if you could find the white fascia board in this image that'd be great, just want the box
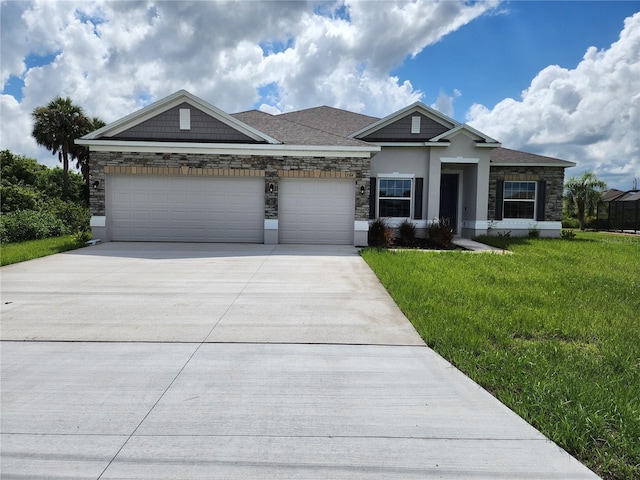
[75,140,379,158]
[374,142,428,147]
[475,142,502,148]
[373,142,451,147]
[81,90,281,145]
[491,162,576,167]
[350,102,459,139]
[441,157,480,164]
[377,172,415,178]
[430,124,499,144]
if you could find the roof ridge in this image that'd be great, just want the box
[272,110,374,146]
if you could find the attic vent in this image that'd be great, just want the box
[411,115,421,134]
[179,109,191,130]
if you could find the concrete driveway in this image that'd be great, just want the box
[1,243,598,479]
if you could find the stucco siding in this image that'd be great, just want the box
[371,147,428,220]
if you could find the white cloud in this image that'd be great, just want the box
[467,12,640,190]
[0,0,500,168]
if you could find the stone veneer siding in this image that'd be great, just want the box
[488,166,566,222]
[90,151,370,221]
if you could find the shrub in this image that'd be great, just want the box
[560,229,576,240]
[368,218,394,247]
[0,185,40,213]
[47,199,90,234]
[0,210,68,243]
[528,226,540,238]
[397,219,417,246]
[428,218,455,249]
[73,230,93,243]
[562,217,580,229]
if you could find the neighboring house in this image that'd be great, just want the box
[597,189,640,233]
[77,90,575,245]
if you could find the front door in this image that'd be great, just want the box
[439,174,459,232]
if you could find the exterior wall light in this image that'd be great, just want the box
[360,185,365,195]
[268,183,274,193]
[93,180,100,190]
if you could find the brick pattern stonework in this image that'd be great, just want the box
[488,166,566,221]
[90,152,370,220]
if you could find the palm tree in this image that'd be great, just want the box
[73,116,106,200]
[31,97,92,199]
[564,171,607,230]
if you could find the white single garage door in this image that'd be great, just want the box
[279,178,354,244]
[107,175,264,242]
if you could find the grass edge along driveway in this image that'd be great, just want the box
[0,235,85,266]
[361,232,639,480]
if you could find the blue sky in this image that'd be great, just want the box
[1,1,639,189]
[395,1,640,121]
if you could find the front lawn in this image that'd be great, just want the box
[0,235,86,266]
[362,232,639,480]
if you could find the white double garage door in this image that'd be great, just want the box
[107,174,355,244]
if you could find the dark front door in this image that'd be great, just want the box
[439,174,459,231]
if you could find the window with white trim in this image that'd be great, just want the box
[378,178,412,217]
[503,181,536,219]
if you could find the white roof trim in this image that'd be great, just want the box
[367,142,452,147]
[429,124,499,144]
[491,162,576,167]
[75,139,380,158]
[81,90,282,145]
[350,102,459,139]
[441,157,480,164]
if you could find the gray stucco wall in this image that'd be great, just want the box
[89,151,370,221]
[488,166,566,221]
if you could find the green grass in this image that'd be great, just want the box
[0,235,86,266]
[362,232,640,480]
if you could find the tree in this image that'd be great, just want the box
[564,171,607,230]
[31,97,92,199]
[72,116,106,199]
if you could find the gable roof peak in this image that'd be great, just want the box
[81,90,281,144]
[350,101,460,139]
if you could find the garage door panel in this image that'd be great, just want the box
[279,179,354,245]
[107,175,264,242]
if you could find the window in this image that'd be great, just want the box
[503,181,536,219]
[379,178,412,217]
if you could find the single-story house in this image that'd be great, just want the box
[77,90,575,245]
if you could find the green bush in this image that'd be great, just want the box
[0,184,40,212]
[47,199,90,233]
[428,218,455,249]
[528,226,540,238]
[397,219,417,246]
[0,210,68,243]
[562,214,580,229]
[368,218,394,247]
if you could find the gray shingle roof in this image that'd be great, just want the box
[278,106,380,137]
[602,189,626,202]
[490,147,576,166]
[231,109,373,147]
